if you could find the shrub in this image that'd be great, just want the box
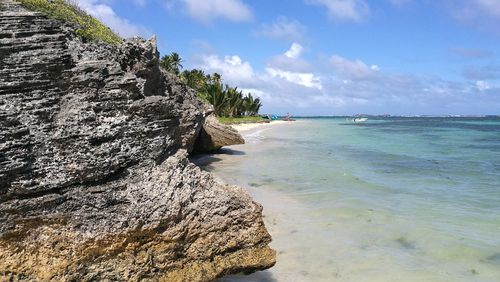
[17,0,122,45]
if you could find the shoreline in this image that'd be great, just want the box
[230,120,294,133]
[194,121,303,281]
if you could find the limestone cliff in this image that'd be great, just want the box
[0,1,275,280]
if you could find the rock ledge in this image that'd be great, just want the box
[0,1,275,280]
[194,114,245,153]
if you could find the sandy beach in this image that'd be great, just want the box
[230,120,292,133]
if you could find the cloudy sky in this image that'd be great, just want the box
[74,0,500,116]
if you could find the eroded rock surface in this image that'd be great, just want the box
[0,1,275,280]
[194,114,245,153]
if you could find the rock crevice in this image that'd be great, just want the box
[0,1,274,280]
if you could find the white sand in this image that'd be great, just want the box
[230,120,290,133]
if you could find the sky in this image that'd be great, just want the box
[73,0,500,116]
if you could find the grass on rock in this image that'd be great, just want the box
[17,0,122,45]
[217,116,268,125]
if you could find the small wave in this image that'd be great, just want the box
[243,128,270,142]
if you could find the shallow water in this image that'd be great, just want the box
[197,117,500,282]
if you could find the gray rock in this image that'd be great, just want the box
[194,114,245,153]
[0,1,275,280]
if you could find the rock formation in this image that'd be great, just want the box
[0,1,275,280]
[194,114,245,153]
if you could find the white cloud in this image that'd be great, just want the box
[266,68,322,90]
[73,0,151,38]
[284,43,304,59]
[256,17,307,42]
[330,55,379,80]
[192,46,500,115]
[264,43,321,90]
[476,80,491,91]
[196,49,321,91]
[312,95,347,106]
[197,54,254,84]
[268,54,311,73]
[239,88,271,100]
[192,46,325,113]
[306,0,370,22]
[180,0,253,24]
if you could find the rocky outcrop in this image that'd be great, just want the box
[0,1,275,281]
[194,114,245,153]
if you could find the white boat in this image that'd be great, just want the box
[353,117,368,123]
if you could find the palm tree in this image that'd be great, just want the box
[243,94,254,116]
[169,52,182,74]
[160,52,183,75]
[251,97,262,116]
[204,81,227,116]
[182,69,206,90]
[206,73,221,84]
[158,53,264,117]
[242,93,262,116]
[225,87,243,117]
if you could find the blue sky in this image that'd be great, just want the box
[75,0,500,116]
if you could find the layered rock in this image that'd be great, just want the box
[194,114,245,153]
[0,1,275,280]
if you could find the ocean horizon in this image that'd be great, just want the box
[197,117,500,282]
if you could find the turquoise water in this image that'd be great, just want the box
[201,118,500,282]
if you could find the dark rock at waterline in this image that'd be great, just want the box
[0,1,274,280]
[194,114,245,153]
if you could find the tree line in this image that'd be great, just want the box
[160,52,262,117]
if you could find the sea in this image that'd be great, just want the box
[196,117,500,282]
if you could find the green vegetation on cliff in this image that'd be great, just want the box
[161,52,263,118]
[218,116,267,125]
[17,0,122,45]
